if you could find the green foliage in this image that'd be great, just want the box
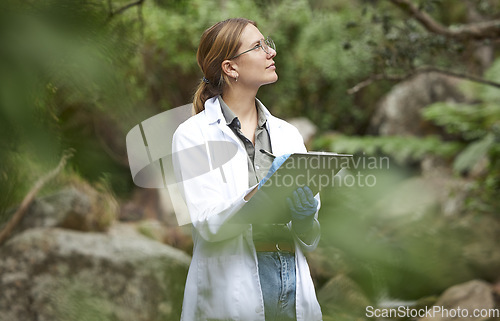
[0,156,22,225]
[318,170,476,301]
[133,0,383,132]
[260,0,380,132]
[481,59,500,103]
[352,0,491,74]
[0,0,498,316]
[422,58,500,173]
[324,135,461,165]
[131,0,265,108]
[0,0,139,215]
[421,58,500,214]
[452,133,495,173]
[422,102,500,140]
[314,44,500,308]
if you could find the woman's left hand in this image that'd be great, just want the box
[287,186,318,234]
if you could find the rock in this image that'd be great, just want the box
[0,227,190,321]
[373,167,475,220]
[137,218,167,242]
[107,220,146,239]
[13,187,91,231]
[109,221,193,255]
[119,188,162,222]
[419,280,494,321]
[461,215,500,281]
[370,72,466,136]
[306,246,350,286]
[287,117,317,147]
[373,176,441,219]
[7,185,117,235]
[420,155,473,217]
[493,281,500,304]
[318,274,372,320]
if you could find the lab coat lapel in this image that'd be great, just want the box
[204,97,248,192]
[260,103,287,156]
[205,96,243,148]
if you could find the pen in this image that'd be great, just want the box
[259,149,276,158]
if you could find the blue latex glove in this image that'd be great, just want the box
[287,186,318,234]
[258,153,291,190]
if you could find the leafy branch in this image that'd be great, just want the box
[107,0,145,20]
[349,0,500,93]
[348,65,500,94]
[388,0,500,40]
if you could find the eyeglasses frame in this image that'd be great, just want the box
[229,37,276,60]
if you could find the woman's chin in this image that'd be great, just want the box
[266,74,279,85]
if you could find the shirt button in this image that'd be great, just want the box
[255,165,260,169]
[255,306,263,313]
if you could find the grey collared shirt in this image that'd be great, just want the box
[218,96,274,187]
[218,96,293,243]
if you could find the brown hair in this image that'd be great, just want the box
[192,18,257,114]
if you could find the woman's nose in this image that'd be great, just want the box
[268,47,277,58]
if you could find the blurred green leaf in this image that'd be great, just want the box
[453,133,495,173]
[328,135,461,164]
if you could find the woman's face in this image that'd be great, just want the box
[231,24,277,88]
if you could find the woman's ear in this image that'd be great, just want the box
[221,60,238,79]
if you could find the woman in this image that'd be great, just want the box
[172,18,322,321]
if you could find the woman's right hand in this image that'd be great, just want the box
[258,153,291,189]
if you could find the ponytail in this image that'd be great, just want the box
[192,82,207,115]
[192,77,224,114]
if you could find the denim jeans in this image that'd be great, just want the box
[257,251,296,321]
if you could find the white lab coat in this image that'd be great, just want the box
[172,96,323,321]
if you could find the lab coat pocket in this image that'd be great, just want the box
[197,254,242,320]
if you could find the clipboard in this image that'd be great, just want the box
[233,152,353,224]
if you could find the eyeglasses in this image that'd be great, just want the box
[230,37,276,59]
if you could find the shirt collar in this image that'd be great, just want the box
[218,96,238,127]
[255,99,268,129]
[218,96,268,129]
